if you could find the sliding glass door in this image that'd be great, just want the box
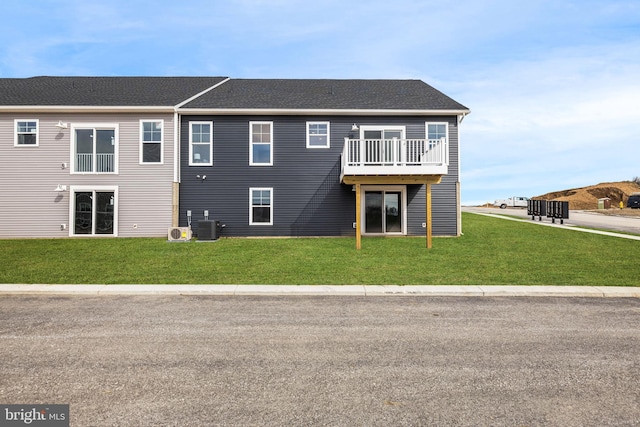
[363,188,404,234]
[72,188,117,236]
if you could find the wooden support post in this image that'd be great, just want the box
[426,182,432,249]
[355,183,362,250]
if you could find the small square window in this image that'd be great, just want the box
[306,122,330,148]
[15,120,38,146]
[427,123,447,140]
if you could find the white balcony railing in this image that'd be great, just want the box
[341,137,448,178]
[75,153,115,173]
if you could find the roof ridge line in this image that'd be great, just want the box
[174,77,231,108]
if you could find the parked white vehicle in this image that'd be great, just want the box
[494,196,529,209]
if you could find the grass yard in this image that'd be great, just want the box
[0,213,637,286]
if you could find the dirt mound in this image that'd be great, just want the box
[535,181,640,210]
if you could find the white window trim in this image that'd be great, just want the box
[189,121,213,166]
[426,121,449,166]
[139,119,164,165]
[359,125,406,140]
[306,121,330,149]
[249,187,273,225]
[425,122,449,138]
[68,185,119,237]
[360,185,407,236]
[70,123,119,175]
[249,121,273,166]
[14,119,39,147]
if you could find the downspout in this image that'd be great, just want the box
[172,109,180,227]
[173,110,180,183]
[456,112,468,236]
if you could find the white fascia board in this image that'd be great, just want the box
[176,108,471,116]
[0,106,176,113]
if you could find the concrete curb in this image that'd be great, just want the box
[0,284,638,298]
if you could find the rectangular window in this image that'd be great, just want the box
[190,121,213,166]
[426,122,449,165]
[306,121,330,148]
[140,120,163,164]
[359,126,405,164]
[70,187,118,236]
[427,123,447,141]
[250,121,272,165]
[250,188,273,225]
[14,120,38,146]
[72,125,118,174]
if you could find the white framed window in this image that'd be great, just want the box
[250,121,273,166]
[427,122,448,141]
[140,120,163,164]
[306,121,330,148]
[359,125,406,140]
[426,122,449,165]
[249,187,273,225]
[71,124,118,174]
[14,119,39,146]
[189,121,213,166]
[69,186,118,236]
[359,125,406,164]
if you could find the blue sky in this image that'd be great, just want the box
[1,0,639,204]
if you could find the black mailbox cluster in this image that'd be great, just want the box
[527,199,546,221]
[527,200,569,224]
[547,201,569,223]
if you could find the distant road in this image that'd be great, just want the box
[462,206,640,235]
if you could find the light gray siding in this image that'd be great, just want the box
[0,113,175,238]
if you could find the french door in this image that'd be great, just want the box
[362,187,405,234]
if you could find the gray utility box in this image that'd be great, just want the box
[197,220,221,241]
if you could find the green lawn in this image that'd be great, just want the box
[0,213,637,286]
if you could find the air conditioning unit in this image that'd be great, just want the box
[167,227,192,242]
[198,220,219,241]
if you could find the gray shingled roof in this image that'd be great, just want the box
[0,76,227,106]
[0,77,468,111]
[181,79,468,111]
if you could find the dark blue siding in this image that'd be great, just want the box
[179,115,459,237]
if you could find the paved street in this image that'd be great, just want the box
[1,295,639,426]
